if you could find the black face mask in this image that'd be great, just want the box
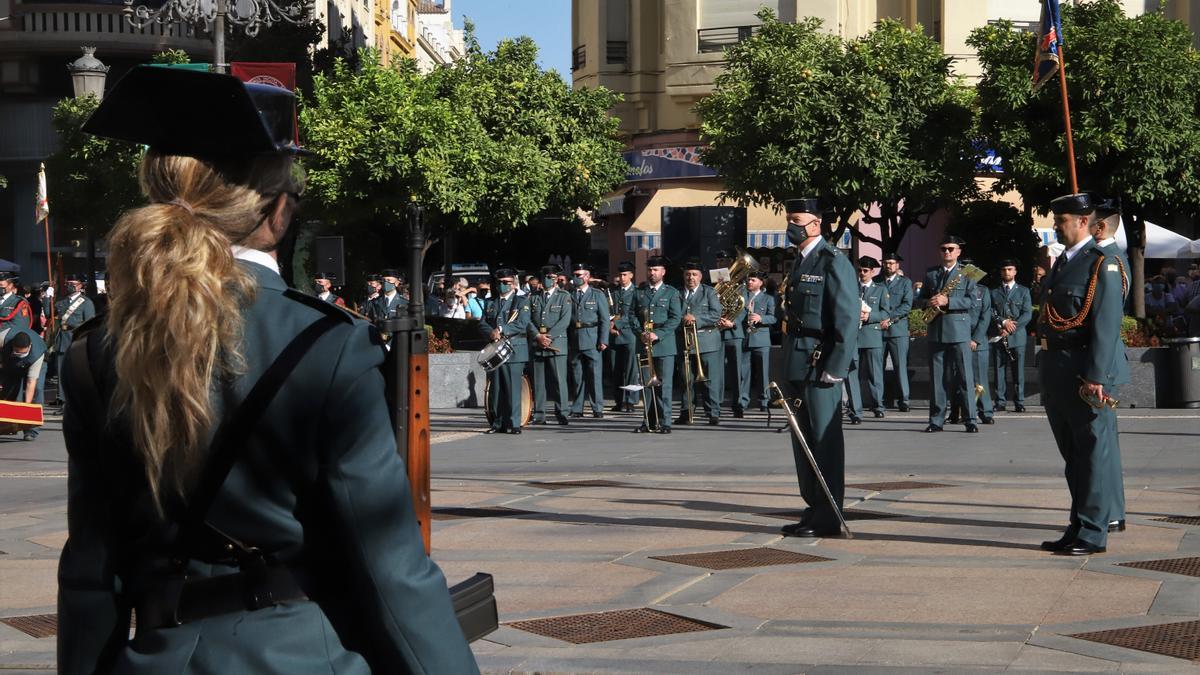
[787,223,808,246]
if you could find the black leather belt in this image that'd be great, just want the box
[574,323,597,328]
[787,326,828,339]
[942,309,968,314]
[1039,335,1089,351]
[136,563,308,631]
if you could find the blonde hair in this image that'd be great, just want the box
[105,150,302,510]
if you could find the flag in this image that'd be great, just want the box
[1032,0,1063,93]
[35,163,49,224]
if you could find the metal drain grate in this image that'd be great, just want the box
[508,608,726,644]
[758,509,899,522]
[430,506,535,521]
[525,479,630,489]
[0,614,57,638]
[650,547,833,570]
[1152,515,1200,526]
[1069,620,1200,662]
[1119,557,1200,578]
[846,481,954,491]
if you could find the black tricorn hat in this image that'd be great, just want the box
[365,274,382,282]
[65,273,83,283]
[1049,192,1095,215]
[783,197,821,215]
[940,235,966,247]
[616,261,635,273]
[1093,194,1121,219]
[82,66,303,158]
[572,262,592,273]
[541,263,563,275]
[379,268,401,279]
[493,265,518,279]
[857,255,881,269]
[646,255,668,268]
[998,258,1019,268]
[682,257,704,271]
[313,272,335,281]
[0,271,18,282]
[882,251,903,262]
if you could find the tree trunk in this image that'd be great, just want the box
[1127,210,1146,319]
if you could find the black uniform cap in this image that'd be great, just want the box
[682,258,704,272]
[998,258,1019,268]
[857,256,881,269]
[646,255,668,268]
[81,66,303,158]
[493,266,518,279]
[313,272,335,281]
[940,235,966,247]
[1093,194,1121,219]
[1049,192,1095,215]
[784,198,821,215]
[748,270,767,281]
[380,268,401,279]
[616,261,635,273]
[541,263,563,275]
[65,274,83,283]
[572,262,593,273]
[365,274,382,282]
[0,272,18,282]
[882,251,903,262]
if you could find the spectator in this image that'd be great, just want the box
[464,288,484,319]
[1144,275,1178,323]
[1185,273,1200,337]
[440,288,466,319]
[426,279,445,317]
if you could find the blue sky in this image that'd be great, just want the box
[450,0,572,78]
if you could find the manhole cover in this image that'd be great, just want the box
[650,547,833,570]
[1119,557,1200,578]
[525,479,630,489]
[846,481,954,491]
[508,608,726,644]
[430,506,535,521]
[0,614,57,638]
[757,509,899,522]
[1153,515,1200,526]
[1069,620,1200,662]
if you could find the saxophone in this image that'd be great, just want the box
[715,247,762,321]
[920,264,985,323]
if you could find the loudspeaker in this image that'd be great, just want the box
[661,206,746,281]
[313,236,346,286]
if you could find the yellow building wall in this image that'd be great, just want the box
[376,0,418,66]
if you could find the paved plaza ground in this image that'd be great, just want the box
[1,404,1198,673]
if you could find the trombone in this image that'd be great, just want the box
[631,307,662,431]
[681,322,707,424]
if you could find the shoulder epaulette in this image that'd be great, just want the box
[927,265,941,272]
[283,288,355,324]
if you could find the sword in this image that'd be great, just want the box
[769,381,852,539]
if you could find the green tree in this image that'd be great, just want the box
[697,12,978,252]
[945,200,1041,286]
[969,0,1200,316]
[300,35,626,274]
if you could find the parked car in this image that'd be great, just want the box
[427,264,492,296]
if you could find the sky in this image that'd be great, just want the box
[450,0,572,78]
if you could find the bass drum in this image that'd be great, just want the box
[483,373,533,428]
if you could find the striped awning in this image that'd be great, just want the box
[624,231,661,250]
[746,230,788,249]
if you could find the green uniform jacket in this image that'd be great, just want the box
[0,292,33,331]
[527,289,572,356]
[916,264,976,344]
[857,282,890,350]
[480,292,531,363]
[679,284,722,354]
[53,292,97,354]
[969,284,993,345]
[58,261,477,675]
[632,283,682,357]
[783,240,859,380]
[609,284,638,346]
[372,292,408,320]
[878,274,913,338]
[568,286,610,352]
[743,290,776,349]
[1037,242,1125,386]
[990,283,1032,348]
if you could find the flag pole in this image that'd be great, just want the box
[1056,40,1079,193]
[43,216,55,330]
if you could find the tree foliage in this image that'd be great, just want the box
[697,11,978,252]
[969,0,1200,315]
[945,200,1041,286]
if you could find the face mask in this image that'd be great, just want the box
[498,282,512,294]
[787,223,807,246]
[570,276,584,288]
[12,351,30,362]
[544,276,556,287]
[383,281,396,293]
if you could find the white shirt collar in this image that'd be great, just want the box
[621,282,633,290]
[1064,236,1093,262]
[1004,281,1014,290]
[231,245,280,276]
[943,262,957,273]
[861,279,873,288]
[649,283,662,292]
[318,291,331,300]
[799,237,822,259]
[886,273,899,282]
[0,291,10,300]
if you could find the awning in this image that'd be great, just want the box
[745,201,786,249]
[1116,219,1200,259]
[598,186,632,216]
[624,186,716,251]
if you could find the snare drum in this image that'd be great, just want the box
[477,338,514,372]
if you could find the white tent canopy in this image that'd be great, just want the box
[1115,219,1200,259]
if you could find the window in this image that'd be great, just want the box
[697,0,775,54]
[605,0,628,65]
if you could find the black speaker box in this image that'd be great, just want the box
[313,236,346,286]
[661,206,746,282]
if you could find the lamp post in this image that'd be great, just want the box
[123,0,309,74]
[68,47,110,296]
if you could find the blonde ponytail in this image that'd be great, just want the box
[105,150,302,510]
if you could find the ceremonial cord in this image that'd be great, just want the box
[1040,255,1127,332]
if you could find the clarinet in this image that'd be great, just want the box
[991,307,1017,364]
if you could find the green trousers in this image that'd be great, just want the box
[531,354,569,421]
[884,336,910,406]
[681,349,723,420]
[787,377,845,530]
[487,360,524,430]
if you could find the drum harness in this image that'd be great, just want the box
[65,311,343,633]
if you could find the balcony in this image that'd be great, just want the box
[571,44,585,71]
[697,25,758,54]
[3,2,212,56]
[605,40,627,65]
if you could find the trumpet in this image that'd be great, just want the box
[633,307,662,432]
[1077,376,1118,409]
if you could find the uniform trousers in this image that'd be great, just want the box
[487,360,524,431]
[739,346,770,409]
[569,348,604,414]
[723,341,745,410]
[531,353,569,421]
[681,349,723,419]
[973,345,994,418]
[611,342,639,405]
[929,340,975,426]
[884,336,910,407]
[1103,384,1126,524]
[787,376,845,530]
[640,353,675,429]
[849,346,884,416]
[993,344,1026,406]
[1041,351,1115,548]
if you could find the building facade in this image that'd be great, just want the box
[375,0,418,65]
[574,0,1200,280]
[413,0,463,72]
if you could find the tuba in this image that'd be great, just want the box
[715,247,762,321]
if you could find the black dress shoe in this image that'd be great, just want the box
[592,411,604,419]
[556,416,569,426]
[848,417,862,425]
[674,415,690,425]
[923,424,943,433]
[1058,540,1106,556]
[779,521,812,535]
[784,525,843,538]
[965,423,979,433]
[947,414,960,425]
[484,427,502,434]
[506,428,522,435]
[1108,519,1126,532]
[624,404,636,412]
[570,412,584,419]
[658,427,672,434]
[995,403,1007,412]
[980,416,995,425]
[898,403,910,412]
[708,417,720,426]
[1041,533,1075,552]
[1014,403,1026,413]
[733,408,744,418]
[873,411,885,419]
[610,404,624,412]
[634,424,651,434]
[757,405,767,412]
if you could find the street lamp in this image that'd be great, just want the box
[123,0,309,74]
[67,47,110,100]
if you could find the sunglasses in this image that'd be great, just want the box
[939,246,958,252]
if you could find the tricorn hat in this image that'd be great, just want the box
[82,66,303,158]
[493,265,518,279]
[646,255,668,269]
[857,256,881,269]
[783,197,821,215]
[1049,192,1095,215]
[682,258,704,272]
[616,261,635,273]
[379,268,401,279]
[541,263,563,275]
[882,251,903,263]
[1093,194,1121,219]
[940,235,966,247]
